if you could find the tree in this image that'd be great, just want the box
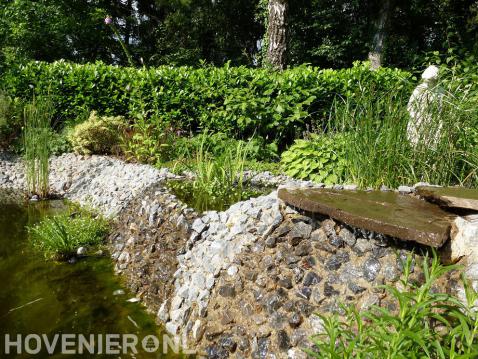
[266,0,288,69]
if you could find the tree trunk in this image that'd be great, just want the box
[267,0,288,70]
[368,0,393,69]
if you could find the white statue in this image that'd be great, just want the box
[407,65,443,146]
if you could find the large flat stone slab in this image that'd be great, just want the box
[278,188,455,247]
[416,186,478,211]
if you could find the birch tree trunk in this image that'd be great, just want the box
[267,0,288,70]
[368,0,393,69]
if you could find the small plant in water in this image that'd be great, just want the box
[308,251,478,358]
[168,134,253,212]
[28,209,109,260]
[23,96,53,198]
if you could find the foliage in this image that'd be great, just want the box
[68,111,127,155]
[280,134,348,184]
[167,138,250,212]
[28,209,109,260]
[1,61,412,146]
[0,91,23,148]
[331,80,478,188]
[308,252,478,358]
[23,96,53,198]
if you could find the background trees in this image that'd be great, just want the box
[0,0,477,70]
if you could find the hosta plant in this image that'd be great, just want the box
[280,134,348,184]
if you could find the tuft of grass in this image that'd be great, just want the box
[308,251,478,358]
[23,96,53,198]
[28,210,109,260]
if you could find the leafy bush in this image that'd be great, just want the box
[1,61,412,146]
[0,91,23,147]
[309,252,478,358]
[68,111,127,155]
[280,134,348,184]
[28,210,109,260]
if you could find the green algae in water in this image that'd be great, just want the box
[0,197,184,358]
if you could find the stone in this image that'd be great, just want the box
[252,338,269,359]
[339,227,356,247]
[218,285,236,298]
[206,345,229,359]
[417,186,478,211]
[325,255,343,271]
[323,283,339,297]
[278,276,293,289]
[363,258,381,282]
[449,216,478,263]
[344,184,358,191]
[278,188,454,247]
[192,218,208,234]
[77,247,87,256]
[219,335,237,352]
[309,316,325,334]
[398,185,413,194]
[348,282,366,294]
[227,265,239,277]
[296,287,312,300]
[294,242,312,256]
[192,320,205,342]
[288,348,307,359]
[288,222,313,244]
[288,313,302,328]
[277,330,291,350]
[310,228,328,242]
[303,271,321,287]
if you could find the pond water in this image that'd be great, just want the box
[0,195,182,358]
[167,180,275,212]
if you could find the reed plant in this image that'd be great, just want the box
[330,80,478,188]
[23,96,53,198]
[308,252,478,358]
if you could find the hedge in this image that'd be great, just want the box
[0,60,413,144]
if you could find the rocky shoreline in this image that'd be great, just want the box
[0,152,467,358]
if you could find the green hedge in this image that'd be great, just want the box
[1,61,413,144]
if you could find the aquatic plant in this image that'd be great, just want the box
[23,96,53,198]
[308,252,478,358]
[168,135,251,212]
[28,210,109,260]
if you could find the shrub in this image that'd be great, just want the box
[28,209,109,260]
[280,134,348,184]
[1,61,412,146]
[308,252,478,358]
[68,111,127,155]
[0,91,23,147]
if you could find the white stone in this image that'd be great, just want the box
[227,265,239,277]
[288,348,307,359]
[451,216,478,264]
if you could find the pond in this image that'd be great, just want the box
[167,180,275,212]
[0,193,182,358]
